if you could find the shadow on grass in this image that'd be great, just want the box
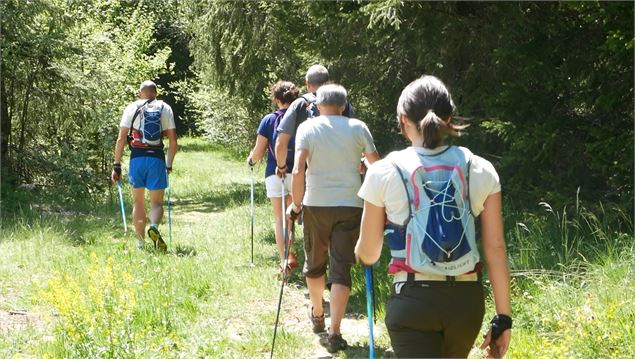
[174,244,198,257]
[175,182,268,213]
[343,343,394,358]
[1,203,131,247]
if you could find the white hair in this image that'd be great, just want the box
[316,84,347,108]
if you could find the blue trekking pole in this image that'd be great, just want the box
[365,266,375,359]
[166,170,172,251]
[116,181,128,233]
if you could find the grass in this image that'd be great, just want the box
[1,137,633,358]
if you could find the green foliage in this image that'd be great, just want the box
[3,1,631,211]
[1,0,173,204]
[183,1,634,211]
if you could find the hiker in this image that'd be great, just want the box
[246,80,300,273]
[286,84,380,353]
[355,75,511,358]
[111,80,177,252]
[274,64,354,177]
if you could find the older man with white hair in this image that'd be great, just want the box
[287,84,380,353]
[111,80,177,252]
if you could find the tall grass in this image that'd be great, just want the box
[509,249,635,358]
[508,198,632,270]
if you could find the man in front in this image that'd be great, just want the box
[111,80,177,252]
[287,84,380,353]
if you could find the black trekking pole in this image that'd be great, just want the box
[270,177,290,359]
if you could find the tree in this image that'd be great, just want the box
[183,0,634,209]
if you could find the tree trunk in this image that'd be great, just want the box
[0,76,10,167]
[17,76,34,182]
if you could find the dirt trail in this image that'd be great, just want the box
[274,280,389,359]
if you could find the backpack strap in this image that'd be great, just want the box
[293,95,315,132]
[268,110,286,155]
[466,156,472,211]
[127,99,152,139]
[455,146,474,211]
[390,158,415,227]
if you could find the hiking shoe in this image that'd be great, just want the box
[147,226,167,253]
[308,306,325,334]
[319,332,347,353]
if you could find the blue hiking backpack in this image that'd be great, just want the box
[128,99,164,148]
[384,146,479,276]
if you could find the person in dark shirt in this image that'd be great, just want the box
[247,81,300,273]
[274,64,354,178]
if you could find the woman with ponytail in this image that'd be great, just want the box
[247,81,300,274]
[355,75,511,358]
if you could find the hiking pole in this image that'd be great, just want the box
[270,177,289,359]
[250,165,255,265]
[365,266,376,359]
[116,181,128,233]
[166,170,172,251]
[371,266,377,324]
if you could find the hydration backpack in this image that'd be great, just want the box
[384,146,479,276]
[128,100,164,148]
[302,94,320,119]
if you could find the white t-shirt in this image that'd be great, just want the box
[358,146,501,225]
[296,115,377,208]
[120,99,176,131]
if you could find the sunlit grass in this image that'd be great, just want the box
[1,137,633,358]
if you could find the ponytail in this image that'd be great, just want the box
[282,89,297,104]
[419,110,447,148]
[397,75,465,149]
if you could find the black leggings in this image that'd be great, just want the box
[385,281,485,358]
